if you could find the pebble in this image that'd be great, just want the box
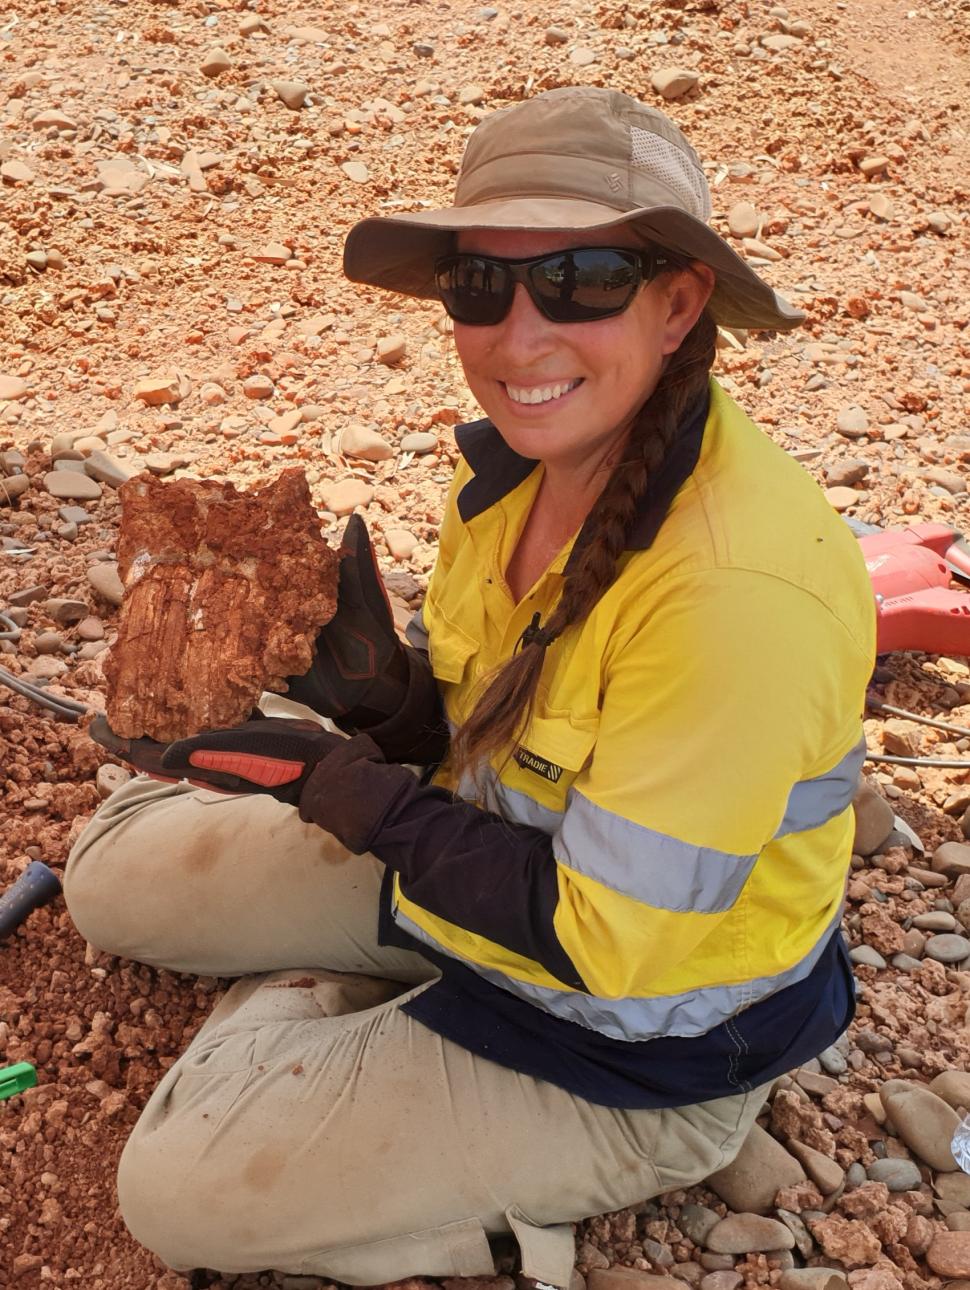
[58,505,91,525]
[825,459,868,487]
[77,616,105,641]
[341,161,370,184]
[458,85,486,105]
[77,640,107,661]
[0,375,28,401]
[849,945,886,968]
[706,1214,794,1255]
[650,69,700,100]
[0,159,35,184]
[852,780,894,856]
[914,911,958,931]
[700,1275,740,1290]
[385,529,419,561]
[786,1139,844,1194]
[742,237,782,262]
[44,598,88,625]
[836,405,868,437]
[273,80,309,110]
[242,375,275,399]
[86,562,124,607]
[376,334,407,365]
[727,202,759,238]
[340,425,394,462]
[869,193,894,221]
[400,431,438,454]
[9,585,48,608]
[34,631,64,655]
[679,1204,721,1246]
[927,1232,970,1277]
[96,764,131,800]
[931,1072,970,1112]
[707,1124,805,1214]
[319,479,375,516]
[0,475,30,503]
[133,376,181,406]
[255,243,292,265]
[859,155,889,178]
[200,47,232,77]
[818,1044,848,1076]
[880,1079,959,1170]
[825,486,862,513]
[866,1157,922,1191]
[926,933,970,964]
[779,1273,848,1290]
[762,33,801,51]
[933,842,970,878]
[545,26,571,44]
[44,470,102,501]
[145,452,190,476]
[84,449,137,489]
[32,109,76,131]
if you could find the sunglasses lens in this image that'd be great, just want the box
[436,256,512,325]
[530,249,640,322]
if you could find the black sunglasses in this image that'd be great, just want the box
[433,245,679,326]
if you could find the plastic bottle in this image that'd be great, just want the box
[952,1113,970,1173]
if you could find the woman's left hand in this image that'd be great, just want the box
[90,713,347,804]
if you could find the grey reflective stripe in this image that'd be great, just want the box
[392,903,844,1041]
[405,608,430,652]
[555,790,757,914]
[774,736,866,840]
[455,765,563,835]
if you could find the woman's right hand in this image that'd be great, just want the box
[285,514,409,722]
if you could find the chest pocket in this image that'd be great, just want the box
[427,618,479,685]
[507,710,600,813]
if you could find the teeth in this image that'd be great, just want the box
[506,379,580,405]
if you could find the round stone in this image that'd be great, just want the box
[926,933,970,964]
[866,1157,922,1191]
[400,431,438,454]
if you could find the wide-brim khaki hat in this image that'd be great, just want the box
[343,86,804,332]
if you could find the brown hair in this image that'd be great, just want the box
[449,302,718,782]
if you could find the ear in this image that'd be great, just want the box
[660,263,715,356]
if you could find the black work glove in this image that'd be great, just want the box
[286,513,407,722]
[89,713,346,804]
[91,713,414,854]
[286,514,448,765]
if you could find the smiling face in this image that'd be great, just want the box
[452,225,714,478]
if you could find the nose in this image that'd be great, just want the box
[492,283,558,356]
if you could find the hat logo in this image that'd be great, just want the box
[606,172,622,192]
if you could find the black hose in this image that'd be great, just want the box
[0,667,93,721]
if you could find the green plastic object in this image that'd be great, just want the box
[0,1062,37,1101]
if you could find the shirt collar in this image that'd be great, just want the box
[454,384,710,561]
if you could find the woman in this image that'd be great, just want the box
[66,87,875,1284]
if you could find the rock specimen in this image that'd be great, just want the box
[105,468,339,742]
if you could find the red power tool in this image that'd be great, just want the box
[847,520,970,655]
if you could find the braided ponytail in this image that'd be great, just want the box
[449,305,718,782]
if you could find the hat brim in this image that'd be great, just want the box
[343,197,805,332]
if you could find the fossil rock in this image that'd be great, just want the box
[105,468,338,742]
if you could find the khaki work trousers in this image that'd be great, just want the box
[64,745,768,1284]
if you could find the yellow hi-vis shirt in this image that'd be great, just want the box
[395,379,875,1042]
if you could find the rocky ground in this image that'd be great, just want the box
[2,0,970,1286]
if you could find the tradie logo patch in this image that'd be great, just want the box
[514,746,563,783]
